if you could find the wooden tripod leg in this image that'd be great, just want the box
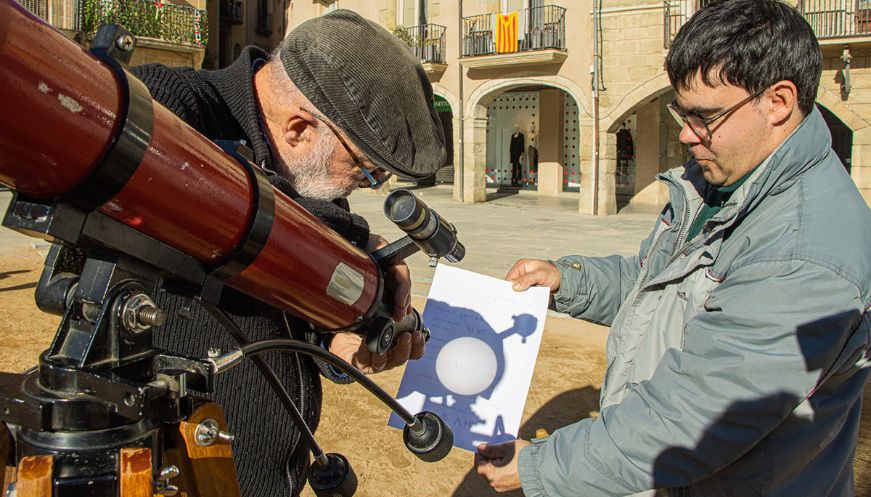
[1,422,13,494]
[15,455,53,497]
[169,401,241,497]
[120,448,156,497]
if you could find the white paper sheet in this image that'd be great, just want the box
[388,265,549,452]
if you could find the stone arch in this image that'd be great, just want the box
[465,76,588,120]
[431,84,459,115]
[603,73,672,133]
[460,77,587,203]
[816,87,871,133]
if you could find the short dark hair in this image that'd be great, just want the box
[666,0,822,115]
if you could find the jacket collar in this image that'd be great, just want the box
[202,46,275,171]
[659,107,832,231]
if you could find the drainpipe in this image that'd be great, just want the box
[591,0,600,215]
[457,0,464,202]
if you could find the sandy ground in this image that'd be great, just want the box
[0,244,868,496]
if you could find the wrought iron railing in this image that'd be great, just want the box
[462,5,566,57]
[394,23,447,64]
[663,0,713,48]
[800,0,871,38]
[14,0,208,47]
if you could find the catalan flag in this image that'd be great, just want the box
[496,11,518,53]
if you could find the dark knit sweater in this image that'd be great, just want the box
[132,48,369,497]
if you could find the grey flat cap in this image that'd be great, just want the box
[280,10,446,179]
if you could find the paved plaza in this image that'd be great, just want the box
[350,185,657,300]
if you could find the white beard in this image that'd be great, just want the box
[280,133,348,201]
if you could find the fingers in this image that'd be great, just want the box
[409,330,425,360]
[384,331,412,370]
[476,442,501,459]
[505,259,532,282]
[505,259,561,293]
[391,262,412,321]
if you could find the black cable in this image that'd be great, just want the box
[200,301,328,463]
[237,338,417,426]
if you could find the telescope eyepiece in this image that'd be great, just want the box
[383,190,465,263]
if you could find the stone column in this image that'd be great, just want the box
[537,90,565,197]
[852,128,871,206]
[632,100,665,207]
[597,130,617,215]
[452,115,463,201]
[578,124,595,215]
[463,115,488,203]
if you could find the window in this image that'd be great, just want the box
[397,0,427,27]
[501,0,526,13]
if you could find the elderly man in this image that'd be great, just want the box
[131,10,445,496]
[478,1,871,496]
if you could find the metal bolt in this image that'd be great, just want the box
[121,293,163,333]
[158,465,180,481]
[81,302,101,323]
[195,418,234,446]
[138,306,166,327]
[115,34,134,52]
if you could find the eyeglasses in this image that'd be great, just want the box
[667,88,766,142]
[303,109,392,189]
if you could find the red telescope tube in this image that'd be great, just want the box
[0,0,379,330]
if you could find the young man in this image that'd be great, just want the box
[132,10,445,496]
[479,1,871,496]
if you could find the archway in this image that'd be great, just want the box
[602,79,682,212]
[463,77,587,202]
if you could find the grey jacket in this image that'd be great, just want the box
[518,108,871,497]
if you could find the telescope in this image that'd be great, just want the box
[0,1,463,495]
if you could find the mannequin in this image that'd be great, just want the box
[527,127,538,176]
[509,123,525,186]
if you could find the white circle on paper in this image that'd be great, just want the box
[435,337,498,396]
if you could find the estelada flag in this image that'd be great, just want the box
[496,11,518,53]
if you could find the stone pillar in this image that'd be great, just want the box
[852,128,871,206]
[452,115,463,202]
[578,124,595,215]
[463,115,488,203]
[631,100,665,206]
[537,90,565,197]
[598,131,618,215]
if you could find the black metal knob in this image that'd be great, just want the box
[403,411,453,462]
[308,453,358,497]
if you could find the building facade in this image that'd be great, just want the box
[258,0,870,213]
[14,0,208,68]
[23,0,870,212]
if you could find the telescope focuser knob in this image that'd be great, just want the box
[365,316,396,355]
[308,453,358,497]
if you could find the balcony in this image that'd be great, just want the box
[800,0,871,44]
[460,5,567,69]
[220,0,242,25]
[81,0,208,46]
[15,0,85,30]
[393,23,447,75]
[14,0,208,46]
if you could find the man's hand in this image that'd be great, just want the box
[328,330,426,374]
[474,439,530,492]
[368,233,411,321]
[505,259,561,293]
